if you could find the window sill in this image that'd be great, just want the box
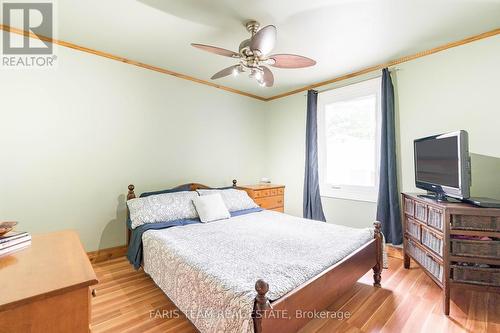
[320,191,378,203]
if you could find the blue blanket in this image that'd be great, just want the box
[127,207,263,269]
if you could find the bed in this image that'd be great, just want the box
[126,183,383,333]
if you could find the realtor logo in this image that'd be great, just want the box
[1,1,56,68]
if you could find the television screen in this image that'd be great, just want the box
[415,136,459,188]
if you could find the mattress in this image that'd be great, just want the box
[143,210,375,333]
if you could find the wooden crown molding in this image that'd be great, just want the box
[266,27,500,101]
[1,24,499,102]
[0,24,267,101]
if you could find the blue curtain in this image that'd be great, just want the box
[303,90,326,221]
[376,68,402,244]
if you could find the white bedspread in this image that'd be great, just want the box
[143,210,375,333]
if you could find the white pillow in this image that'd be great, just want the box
[127,191,198,229]
[197,189,258,212]
[192,194,231,223]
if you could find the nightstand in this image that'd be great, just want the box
[0,230,98,332]
[238,184,285,212]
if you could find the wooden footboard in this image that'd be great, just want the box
[253,222,383,333]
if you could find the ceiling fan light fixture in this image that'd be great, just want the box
[265,58,276,65]
[254,70,263,81]
[192,20,316,88]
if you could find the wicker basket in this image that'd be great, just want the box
[406,238,443,282]
[404,198,414,217]
[451,239,499,259]
[451,265,500,286]
[422,227,443,256]
[451,215,499,232]
[406,218,421,241]
[415,202,427,222]
[427,207,444,232]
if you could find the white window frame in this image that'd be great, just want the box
[317,77,382,202]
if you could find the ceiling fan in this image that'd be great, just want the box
[191,20,316,87]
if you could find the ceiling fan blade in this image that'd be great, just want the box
[211,65,239,80]
[268,54,316,68]
[261,66,274,87]
[191,43,239,58]
[249,25,277,55]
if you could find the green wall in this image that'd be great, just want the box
[394,34,500,199]
[264,34,500,229]
[1,33,499,250]
[0,39,266,251]
[264,86,378,229]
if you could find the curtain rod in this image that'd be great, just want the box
[306,67,400,95]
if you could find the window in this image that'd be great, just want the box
[317,77,382,202]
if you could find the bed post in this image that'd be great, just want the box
[373,221,383,288]
[253,279,271,333]
[126,184,136,245]
[127,184,136,200]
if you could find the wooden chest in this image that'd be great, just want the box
[238,184,285,212]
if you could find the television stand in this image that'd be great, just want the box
[402,193,500,315]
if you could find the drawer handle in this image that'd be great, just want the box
[425,253,435,261]
[92,289,97,297]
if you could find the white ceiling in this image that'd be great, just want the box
[5,0,500,98]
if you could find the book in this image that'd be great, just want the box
[0,234,31,250]
[0,231,29,244]
[0,239,31,257]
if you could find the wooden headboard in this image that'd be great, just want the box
[125,179,238,244]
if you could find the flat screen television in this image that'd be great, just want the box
[414,130,471,200]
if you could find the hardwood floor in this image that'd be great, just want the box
[91,256,499,333]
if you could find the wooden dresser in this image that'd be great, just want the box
[0,230,98,333]
[238,184,285,212]
[402,193,500,315]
